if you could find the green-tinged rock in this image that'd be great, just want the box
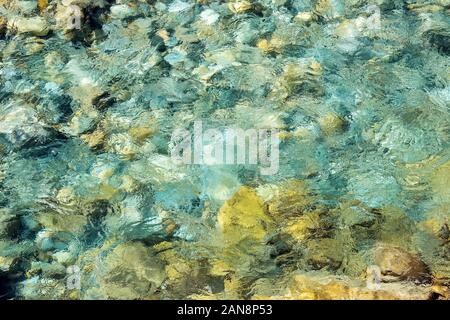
[0,209,20,239]
[218,186,274,245]
[94,242,166,299]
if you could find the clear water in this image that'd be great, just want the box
[0,0,449,299]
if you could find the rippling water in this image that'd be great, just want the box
[0,0,449,300]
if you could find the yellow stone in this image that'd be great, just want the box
[256,39,270,52]
[106,133,138,159]
[270,59,323,98]
[407,3,443,13]
[420,217,443,235]
[81,129,106,149]
[68,290,80,300]
[120,175,138,192]
[294,12,314,23]
[218,186,274,244]
[153,241,173,252]
[56,187,75,205]
[277,130,294,140]
[228,1,253,14]
[374,244,430,282]
[431,160,450,202]
[92,168,114,181]
[164,219,178,236]
[155,244,192,282]
[266,179,312,219]
[0,256,16,272]
[314,0,331,15]
[283,63,307,84]
[283,211,322,242]
[309,60,323,76]
[128,126,155,142]
[166,264,189,282]
[318,112,345,135]
[96,183,118,200]
[209,259,233,276]
[268,37,283,52]
[275,273,432,300]
[37,212,87,234]
[70,85,102,109]
[38,0,48,11]
[224,276,241,294]
[431,285,450,299]
[156,29,170,42]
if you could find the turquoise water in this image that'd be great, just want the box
[0,0,449,299]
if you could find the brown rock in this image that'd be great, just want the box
[374,244,431,283]
[0,16,6,37]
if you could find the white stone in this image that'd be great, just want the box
[200,9,219,25]
[168,0,193,13]
[8,16,49,36]
[110,4,136,19]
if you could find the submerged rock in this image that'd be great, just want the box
[218,186,274,245]
[253,272,433,300]
[0,209,20,239]
[228,1,253,14]
[265,180,314,219]
[93,242,166,299]
[269,59,324,100]
[304,238,345,270]
[374,244,431,283]
[1,0,450,301]
[0,255,18,272]
[7,16,49,36]
[0,15,6,37]
[431,161,450,203]
[36,212,87,235]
